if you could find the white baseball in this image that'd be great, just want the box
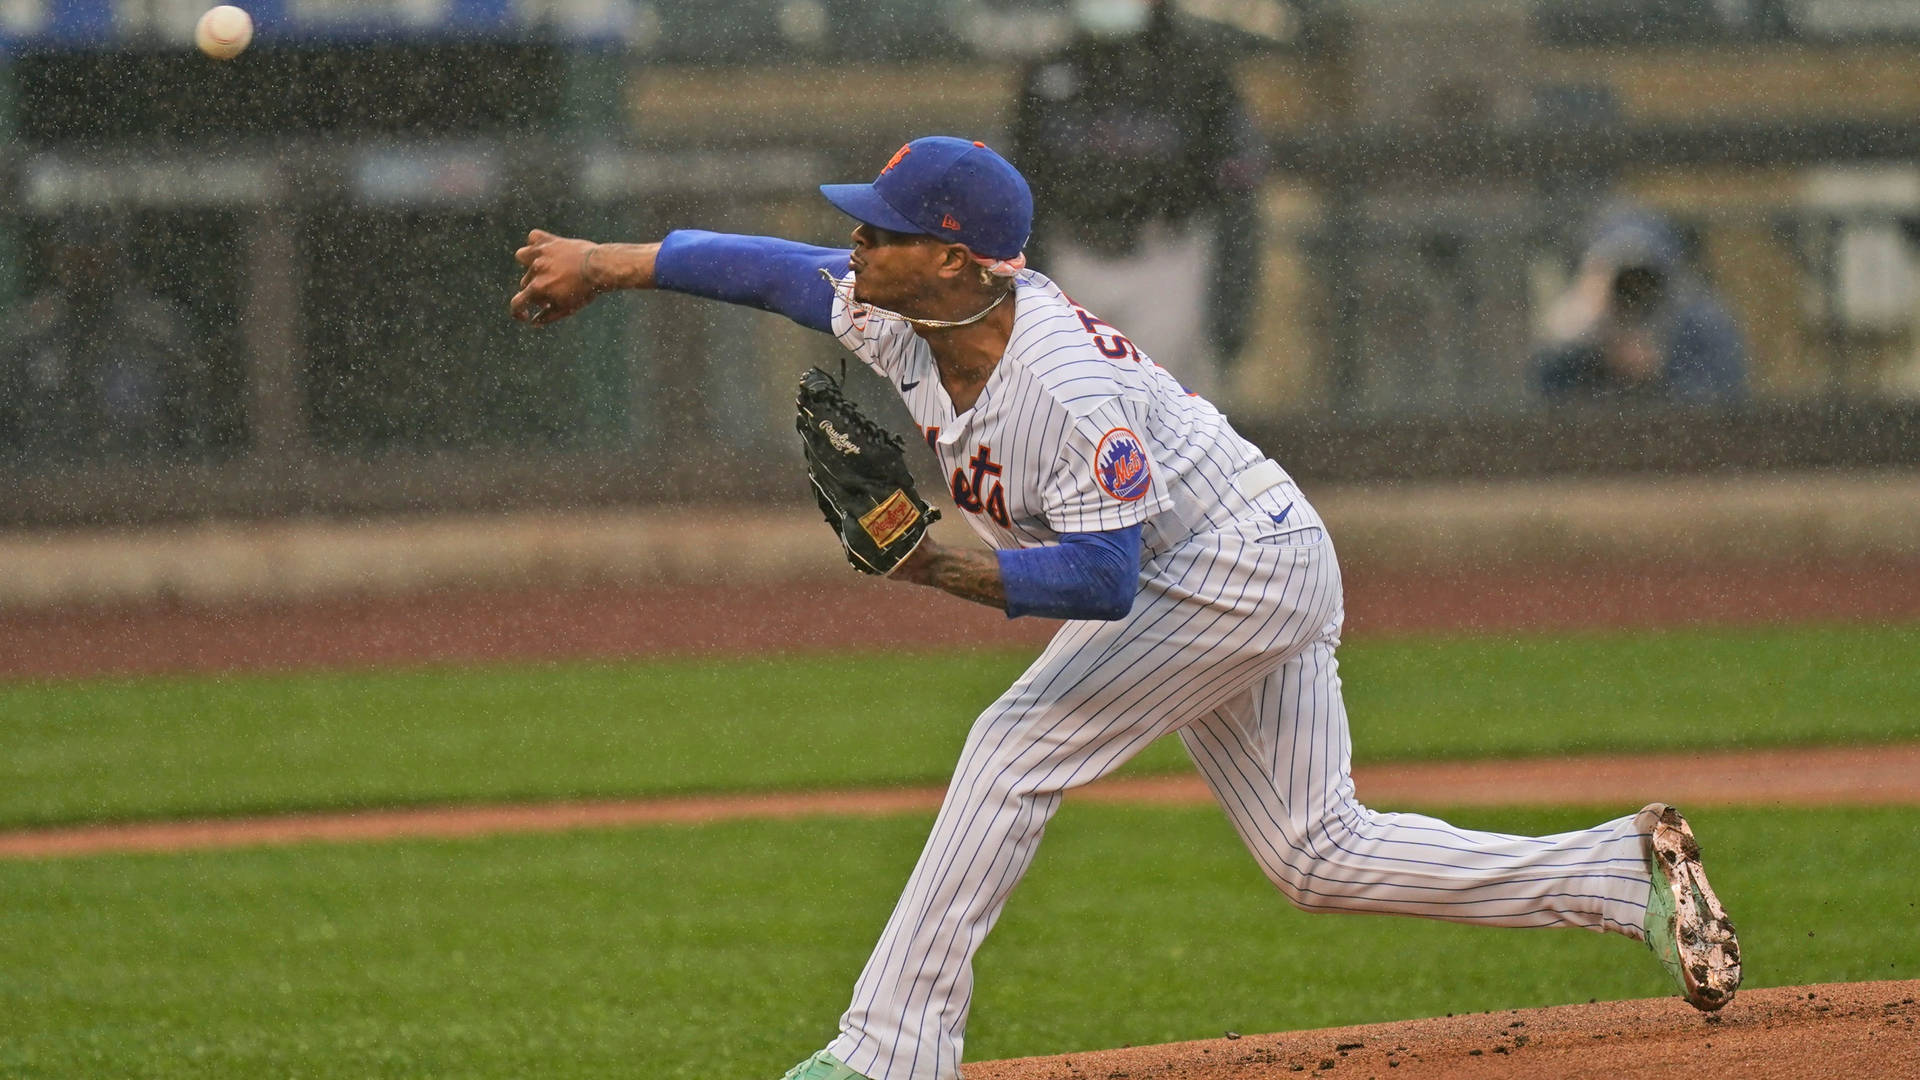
[194,5,253,60]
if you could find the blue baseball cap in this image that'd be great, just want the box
[820,136,1033,262]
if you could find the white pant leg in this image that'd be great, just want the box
[1178,632,1653,937]
[829,523,1344,1080]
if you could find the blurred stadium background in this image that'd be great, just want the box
[0,0,1917,555]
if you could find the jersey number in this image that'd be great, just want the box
[1067,295,1195,393]
[952,444,1011,528]
[1072,306,1138,361]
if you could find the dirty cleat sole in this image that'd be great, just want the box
[1640,803,1742,1011]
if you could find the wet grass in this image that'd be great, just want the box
[0,623,1915,827]
[1,804,1912,1079]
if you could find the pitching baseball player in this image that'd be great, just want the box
[511,136,1740,1080]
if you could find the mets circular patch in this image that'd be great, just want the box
[1095,428,1152,501]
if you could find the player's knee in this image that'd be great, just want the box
[1261,865,1336,914]
[1260,855,1368,915]
[1252,823,1363,910]
[1269,876,1312,909]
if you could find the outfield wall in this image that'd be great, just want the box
[3,469,1916,610]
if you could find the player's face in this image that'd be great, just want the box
[849,223,947,311]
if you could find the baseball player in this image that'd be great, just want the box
[511,136,1741,1080]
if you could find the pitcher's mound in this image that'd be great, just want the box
[969,980,1919,1079]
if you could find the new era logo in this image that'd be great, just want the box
[941,214,961,231]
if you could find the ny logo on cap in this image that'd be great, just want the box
[882,144,912,174]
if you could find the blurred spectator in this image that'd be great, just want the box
[0,213,196,460]
[1010,0,1265,402]
[1534,204,1748,404]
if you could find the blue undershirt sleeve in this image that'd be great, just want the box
[653,230,849,334]
[996,525,1143,621]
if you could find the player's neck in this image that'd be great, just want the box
[920,292,1016,413]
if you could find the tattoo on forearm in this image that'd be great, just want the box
[927,547,1007,610]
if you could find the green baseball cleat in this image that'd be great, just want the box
[780,1050,872,1080]
[1639,803,1742,1011]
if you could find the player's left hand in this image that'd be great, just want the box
[795,367,940,576]
[886,537,940,585]
[511,229,601,326]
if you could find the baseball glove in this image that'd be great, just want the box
[796,367,940,576]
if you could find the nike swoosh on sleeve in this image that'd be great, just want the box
[1269,503,1293,524]
[901,380,920,391]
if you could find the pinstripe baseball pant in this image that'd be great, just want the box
[828,507,1653,1080]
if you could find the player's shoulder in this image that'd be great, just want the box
[1004,272,1142,420]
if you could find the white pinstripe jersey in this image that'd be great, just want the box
[830,269,1279,558]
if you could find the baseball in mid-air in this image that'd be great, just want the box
[194,5,253,60]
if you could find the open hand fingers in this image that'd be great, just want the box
[511,230,588,325]
[511,287,573,326]
[515,229,559,267]
[510,286,549,324]
[513,231,555,320]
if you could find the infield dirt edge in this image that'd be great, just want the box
[4,742,1918,859]
[967,979,1920,1079]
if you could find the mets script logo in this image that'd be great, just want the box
[951,443,1011,528]
[1095,429,1151,501]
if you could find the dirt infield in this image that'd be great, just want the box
[969,980,1920,1080]
[5,557,1919,680]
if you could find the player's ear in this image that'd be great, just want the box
[935,243,972,280]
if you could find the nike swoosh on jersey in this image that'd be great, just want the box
[901,380,920,391]
[1269,503,1294,524]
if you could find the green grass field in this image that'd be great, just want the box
[2,806,1914,1080]
[3,622,1917,1078]
[2,623,1916,828]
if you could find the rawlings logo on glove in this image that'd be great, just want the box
[796,367,939,576]
[815,419,862,456]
